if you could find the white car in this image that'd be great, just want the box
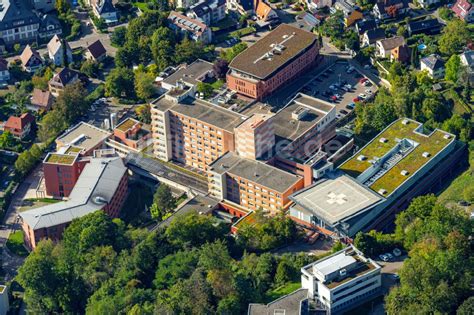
[336,113,343,120]
[393,248,402,257]
[358,93,367,99]
[363,80,371,86]
[334,93,341,99]
[344,84,352,89]
[346,66,355,74]
[385,253,394,260]
[364,64,371,69]
[379,254,389,262]
[365,89,373,94]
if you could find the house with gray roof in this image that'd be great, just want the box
[0,0,40,46]
[47,35,73,66]
[420,54,445,79]
[91,0,118,24]
[460,50,474,80]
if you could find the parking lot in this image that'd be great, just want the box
[299,62,377,119]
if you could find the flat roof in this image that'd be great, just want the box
[44,153,77,165]
[115,118,139,132]
[56,122,111,153]
[339,118,455,195]
[229,24,318,80]
[162,59,213,87]
[302,246,380,289]
[157,195,218,228]
[20,158,127,230]
[273,93,335,142]
[151,95,247,132]
[290,174,382,225]
[209,152,302,193]
[248,288,308,315]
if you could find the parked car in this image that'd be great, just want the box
[364,64,371,69]
[363,80,372,87]
[365,89,373,95]
[344,84,352,89]
[340,109,349,115]
[331,95,338,101]
[385,253,394,260]
[359,77,368,84]
[346,103,355,110]
[393,248,402,257]
[308,232,320,244]
[358,93,367,99]
[379,254,389,262]
[346,66,355,74]
[341,86,349,92]
[336,113,343,120]
[391,273,400,280]
[334,93,341,99]
[353,97,361,102]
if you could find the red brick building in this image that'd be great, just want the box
[20,157,128,250]
[43,153,89,198]
[107,118,151,155]
[227,24,319,100]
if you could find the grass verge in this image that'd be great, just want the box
[6,230,29,257]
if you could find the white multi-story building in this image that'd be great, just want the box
[301,245,382,314]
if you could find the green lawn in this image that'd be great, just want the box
[230,27,256,38]
[133,2,152,12]
[6,231,29,257]
[211,79,225,90]
[265,281,301,303]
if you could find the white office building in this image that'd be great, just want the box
[301,245,382,314]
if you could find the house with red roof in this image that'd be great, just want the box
[4,113,35,139]
[452,0,474,23]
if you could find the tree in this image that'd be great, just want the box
[275,259,293,285]
[135,104,151,124]
[0,131,16,150]
[153,184,176,216]
[55,0,71,15]
[439,19,469,56]
[438,7,453,21]
[110,26,127,47]
[105,67,136,99]
[134,70,156,100]
[457,297,474,315]
[445,54,461,82]
[151,27,175,71]
[80,60,99,78]
[53,81,89,123]
[17,241,64,313]
[153,250,199,290]
[197,82,214,98]
[165,212,224,248]
[38,110,67,142]
[220,42,247,62]
[213,59,229,79]
[174,37,204,64]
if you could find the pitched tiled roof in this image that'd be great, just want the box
[452,0,472,19]
[20,45,42,66]
[47,35,71,56]
[50,68,80,87]
[378,36,405,50]
[421,54,445,70]
[255,0,273,20]
[5,113,34,130]
[31,88,53,108]
[168,11,208,37]
[87,40,107,59]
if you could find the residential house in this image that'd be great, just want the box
[362,28,385,47]
[29,88,53,112]
[47,35,73,66]
[356,19,377,35]
[254,0,279,26]
[38,14,63,39]
[226,0,253,15]
[85,40,107,62]
[4,113,35,139]
[306,0,332,11]
[391,44,410,63]
[452,0,474,23]
[334,0,363,27]
[373,0,409,20]
[186,0,226,26]
[460,50,474,79]
[375,36,405,58]
[407,18,442,36]
[420,54,445,79]
[49,68,81,97]
[20,45,43,73]
[168,11,212,43]
[175,0,198,8]
[0,0,40,46]
[0,58,9,82]
[91,0,118,25]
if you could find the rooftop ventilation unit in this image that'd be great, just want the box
[357,155,367,161]
[402,119,410,125]
[401,170,409,176]
[71,134,86,145]
[443,134,451,140]
[422,152,431,158]
[378,189,387,195]
[291,106,309,120]
[339,269,347,277]
[379,137,388,143]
